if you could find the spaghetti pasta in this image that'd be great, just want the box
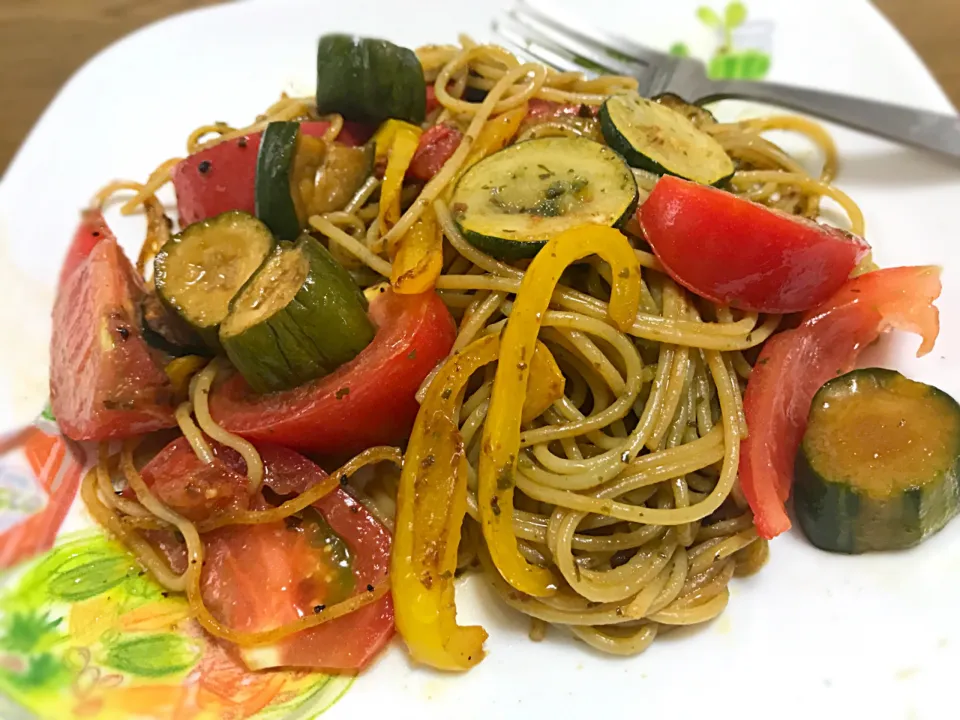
[79,35,851,665]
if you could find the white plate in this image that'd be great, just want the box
[1,1,959,718]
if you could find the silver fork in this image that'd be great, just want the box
[493,1,960,161]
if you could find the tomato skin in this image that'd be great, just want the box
[172,121,370,226]
[407,123,463,182]
[425,85,441,115]
[525,98,590,120]
[138,438,394,670]
[197,443,393,671]
[639,176,871,313]
[50,219,177,441]
[59,209,112,285]
[740,266,942,539]
[209,289,456,456]
[138,438,250,521]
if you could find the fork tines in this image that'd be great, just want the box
[492,1,679,96]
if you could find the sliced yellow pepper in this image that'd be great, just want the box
[164,355,208,397]
[374,119,422,238]
[478,225,641,597]
[442,103,527,203]
[391,205,443,295]
[522,344,565,424]
[393,333,499,671]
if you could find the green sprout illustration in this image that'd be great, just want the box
[671,2,771,81]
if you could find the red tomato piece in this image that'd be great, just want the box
[407,123,463,182]
[740,266,942,539]
[198,444,393,671]
[172,121,371,226]
[525,98,590,120]
[59,209,112,286]
[425,85,441,115]
[209,289,456,456]
[639,176,871,313]
[138,438,394,670]
[138,438,250,521]
[50,218,177,441]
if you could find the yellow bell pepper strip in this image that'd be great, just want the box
[478,225,641,597]
[393,333,499,670]
[391,205,444,295]
[522,343,565,424]
[164,355,208,397]
[374,120,422,238]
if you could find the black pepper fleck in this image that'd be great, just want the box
[117,326,130,341]
[314,604,325,613]
[339,475,348,486]
[237,136,248,148]
[441,388,452,400]
[92,231,100,237]
[335,387,350,400]
[198,160,212,174]
[366,584,374,592]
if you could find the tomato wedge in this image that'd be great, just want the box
[50,214,177,441]
[408,123,463,182]
[209,289,456,456]
[140,438,394,671]
[639,176,871,313]
[740,266,942,539]
[172,121,370,227]
[58,209,112,286]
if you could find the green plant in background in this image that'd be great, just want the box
[670,2,771,80]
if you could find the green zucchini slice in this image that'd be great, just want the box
[315,34,426,125]
[599,92,734,185]
[153,211,275,350]
[257,122,375,242]
[219,235,375,394]
[449,136,638,260]
[256,121,302,241]
[652,93,718,128]
[795,368,960,554]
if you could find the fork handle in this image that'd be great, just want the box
[698,80,960,160]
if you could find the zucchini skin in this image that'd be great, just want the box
[220,236,375,394]
[598,96,734,186]
[459,195,637,261]
[794,368,960,554]
[256,122,302,241]
[315,34,426,125]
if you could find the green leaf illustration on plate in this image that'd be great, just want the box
[684,2,772,80]
[102,634,201,677]
[1,611,63,653]
[2,653,68,691]
[0,531,354,719]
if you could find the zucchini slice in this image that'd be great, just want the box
[257,121,375,241]
[599,92,734,185]
[256,121,302,241]
[315,34,426,125]
[153,211,275,350]
[449,136,638,260]
[139,291,208,357]
[795,368,960,554]
[652,93,718,128]
[219,235,375,394]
